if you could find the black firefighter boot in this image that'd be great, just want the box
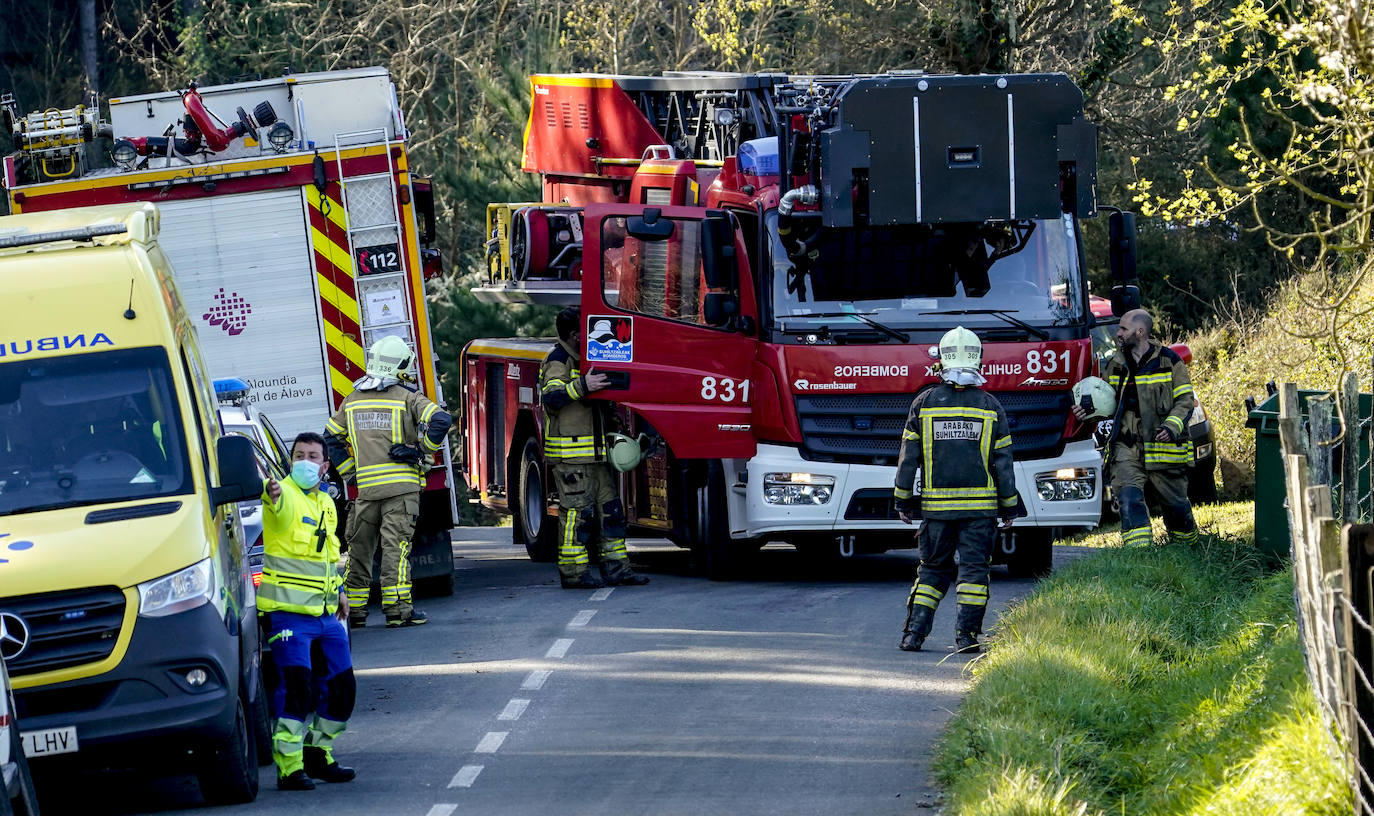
[601,559,650,586]
[561,571,604,589]
[954,603,985,653]
[899,604,935,652]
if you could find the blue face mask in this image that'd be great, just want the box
[290,459,324,490]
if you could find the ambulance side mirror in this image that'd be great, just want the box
[1108,210,1140,317]
[213,435,263,506]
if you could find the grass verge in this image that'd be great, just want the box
[934,502,1352,815]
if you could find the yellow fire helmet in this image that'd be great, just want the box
[1071,375,1117,420]
[938,325,982,371]
[367,334,415,380]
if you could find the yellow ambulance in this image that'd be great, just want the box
[0,203,267,803]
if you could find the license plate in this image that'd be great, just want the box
[22,726,78,757]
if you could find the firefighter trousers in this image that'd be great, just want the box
[550,463,633,583]
[904,517,996,637]
[344,493,421,621]
[1111,440,1197,547]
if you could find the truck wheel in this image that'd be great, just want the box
[196,695,259,805]
[5,712,40,816]
[1003,529,1054,579]
[693,462,743,581]
[515,438,557,562]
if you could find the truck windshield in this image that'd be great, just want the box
[0,346,192,516]
[767,211,1085,333]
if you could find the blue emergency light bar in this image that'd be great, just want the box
[213,377,251,404]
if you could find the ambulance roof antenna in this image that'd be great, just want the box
[123,277,136,320]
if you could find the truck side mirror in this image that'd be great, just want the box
[414,178,437,246]
[1111,284,1141,317]
[626,208,675,241]
[212,435,264,506]
[700,211,738,290]
[1109,210,1137,283]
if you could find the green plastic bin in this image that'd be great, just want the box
[1246,389,1371,563]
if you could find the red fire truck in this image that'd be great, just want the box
[3,68,460,591]
[465,71,1143,579]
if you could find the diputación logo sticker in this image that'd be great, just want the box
[586,315,633,364]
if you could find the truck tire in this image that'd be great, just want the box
[693,462,744,581]
[196,696,259,805]
[250,663,274,766]
[515,438,557,562]
[5,713,40,816]
[1003,528,1054,579]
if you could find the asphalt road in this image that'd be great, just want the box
[31,528,1054,815]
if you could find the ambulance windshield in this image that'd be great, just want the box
[768,213,1085,333]
[0,346,192,515]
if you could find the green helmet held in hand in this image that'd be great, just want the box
[607,433,652,472]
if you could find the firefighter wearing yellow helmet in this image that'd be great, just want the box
[893,326,1019,654]
[324,335,452,628]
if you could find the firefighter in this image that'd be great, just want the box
[259,432,356,790]
[894,326,1018,654]
[1074,308,1198,548]
[325,335,452,628]
[540,306,650,589]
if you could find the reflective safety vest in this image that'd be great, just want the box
[894,383,1019,519]
[324,382,449,500]
[539,339,609,464]
[257,478,341,616]
[1104,341,1195,470]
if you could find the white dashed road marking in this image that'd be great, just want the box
[425,804,458,816]
[546,638,574,659]
[475,731,508,753]
[521,669,552,690]
[498,698,530,721]
[569,609,596,627]
[447,765,484,789]
[590,587,614,601]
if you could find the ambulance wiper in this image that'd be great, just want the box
[796,311,910,343]
[919,309,1049,341]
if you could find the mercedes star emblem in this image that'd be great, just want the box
[0,611,30,661]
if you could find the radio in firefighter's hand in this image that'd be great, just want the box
[893,326,1021,655]
[324,336,452,629]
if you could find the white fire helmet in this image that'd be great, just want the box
[938,326,982,371]
[367,335,415,380]
[1071,376,1117,420]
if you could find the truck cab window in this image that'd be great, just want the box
[602,216,716,327]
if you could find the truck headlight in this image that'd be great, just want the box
[1035,468,1096,502]
[138,558,214,617]
[763,472,835,505]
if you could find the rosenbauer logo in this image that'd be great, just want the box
[203,287,253,336]
[793,378,858,392]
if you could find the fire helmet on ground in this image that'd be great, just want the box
[607,433,651,472]
[367,335,414,380]
[1071,375,1117,420]
[938,326,982,370]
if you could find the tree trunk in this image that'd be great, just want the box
[79,0,99,104]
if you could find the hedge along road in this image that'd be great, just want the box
[32,527,1066,815]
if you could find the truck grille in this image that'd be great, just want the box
[795,391,1071,465]
[1,587,126,677]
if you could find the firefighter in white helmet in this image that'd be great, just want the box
[324,335,451,628]
[893,326,1019,653]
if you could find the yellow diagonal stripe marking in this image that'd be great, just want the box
[316,267,361,325]
[322,320,365,368]
[307,191,350,233]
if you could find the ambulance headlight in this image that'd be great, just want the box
[1034,468,1096,501]
[138,558,214,617]
[763,472,835,505]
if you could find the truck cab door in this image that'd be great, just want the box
[580,205,758,459]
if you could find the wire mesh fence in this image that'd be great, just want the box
[1281,373,1374,813]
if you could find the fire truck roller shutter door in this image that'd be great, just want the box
[155,190,336,440]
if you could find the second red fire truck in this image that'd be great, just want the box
[464,71,1144,579]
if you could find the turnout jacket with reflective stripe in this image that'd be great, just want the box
[539,339,609,464]
[257,478,341,616]
[1104,341,1195,470]
[893,383,1018,519]
[324,382,451,499]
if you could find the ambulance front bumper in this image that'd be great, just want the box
[726,440,1103,540]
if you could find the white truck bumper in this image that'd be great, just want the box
[725,440,1103,540]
